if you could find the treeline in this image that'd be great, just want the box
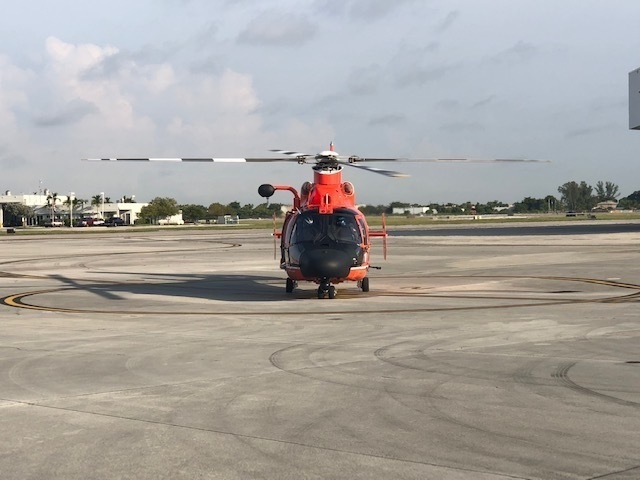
[178,201,286,222]
[137,198,287,223]
[514,180,640,213]
[128,179,640,225]
[361,180,640,215]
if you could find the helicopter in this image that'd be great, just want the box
[86,143,546,299]
[257,142,394,299]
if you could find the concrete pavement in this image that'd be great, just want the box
[1,227,639,479]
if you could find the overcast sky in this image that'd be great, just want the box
[1,0,639,206]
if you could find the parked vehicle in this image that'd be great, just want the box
[104,217,125,227]
[75,217,93,227]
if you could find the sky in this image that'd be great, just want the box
[1,0,640,206]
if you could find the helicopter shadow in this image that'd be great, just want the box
[50,271,308,304]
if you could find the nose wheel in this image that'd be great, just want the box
[317,279,336,299]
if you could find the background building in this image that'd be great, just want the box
[630,68,640,130]
[0,191,149,227]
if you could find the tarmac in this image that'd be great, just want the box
[1,224,639,479]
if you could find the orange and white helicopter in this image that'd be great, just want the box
[87,143,545,299]
[258,142,394,299]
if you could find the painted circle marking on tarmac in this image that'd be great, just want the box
[1,275,639,316]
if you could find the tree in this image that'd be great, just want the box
[594,181,620,202]
[63,195,75,226]
[251,202,284,219]
[475,200,509,214]
[139,197,179,224]
[207,202,227,218]
[513,197,546,213]
[2,203,34,226]
[179,204,207,223]
[237,203,255,219]
[46,192,59,221]
[557,181,595,212]
[618,190,640,209]
[226,201,241,216]
[389,201,410,209]
[91,194,103,217]
[265,202,284,218]
[359,204,387,215]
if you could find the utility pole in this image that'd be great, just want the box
[69,192,74,228]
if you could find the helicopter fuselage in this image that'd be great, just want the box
[260,163,384,298]
[281,207,369,284]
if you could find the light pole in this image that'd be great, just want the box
[69,192,74,228]
[100,192,104,220]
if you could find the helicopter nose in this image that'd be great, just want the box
[300,248,352,279]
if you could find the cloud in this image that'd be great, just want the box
[194,22,219,48]
[388,42,447,88]
[471,95,496,109]
[2,35,272,166]
[316,0,418,21]
[347,64,384,95]
[435,99,460,111]
[435,10,460,33]
[439,122,485,132]
[368,114,406,126]
[189,54,224,75]
[394,64,457,88]
[254,97,292,117]
[45,36,119,78]
[33,99,98,127]
[489,41,538,65]
[0,152,27,170]
[0,143,29,170]
[237,10,317,46]
[564,124,617,139]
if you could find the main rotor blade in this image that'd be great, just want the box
[82,157,301,163]
[340,161,408,178]
[350,157,550,163]
[269,149,313,157]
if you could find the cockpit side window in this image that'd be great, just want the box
[357,217,367,245]
[331,214,361,244]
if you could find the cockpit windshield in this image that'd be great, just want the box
[292,210,362,245]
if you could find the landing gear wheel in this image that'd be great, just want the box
[318,280,335,299]
[360,277,370,292]
[286,278,295,293]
